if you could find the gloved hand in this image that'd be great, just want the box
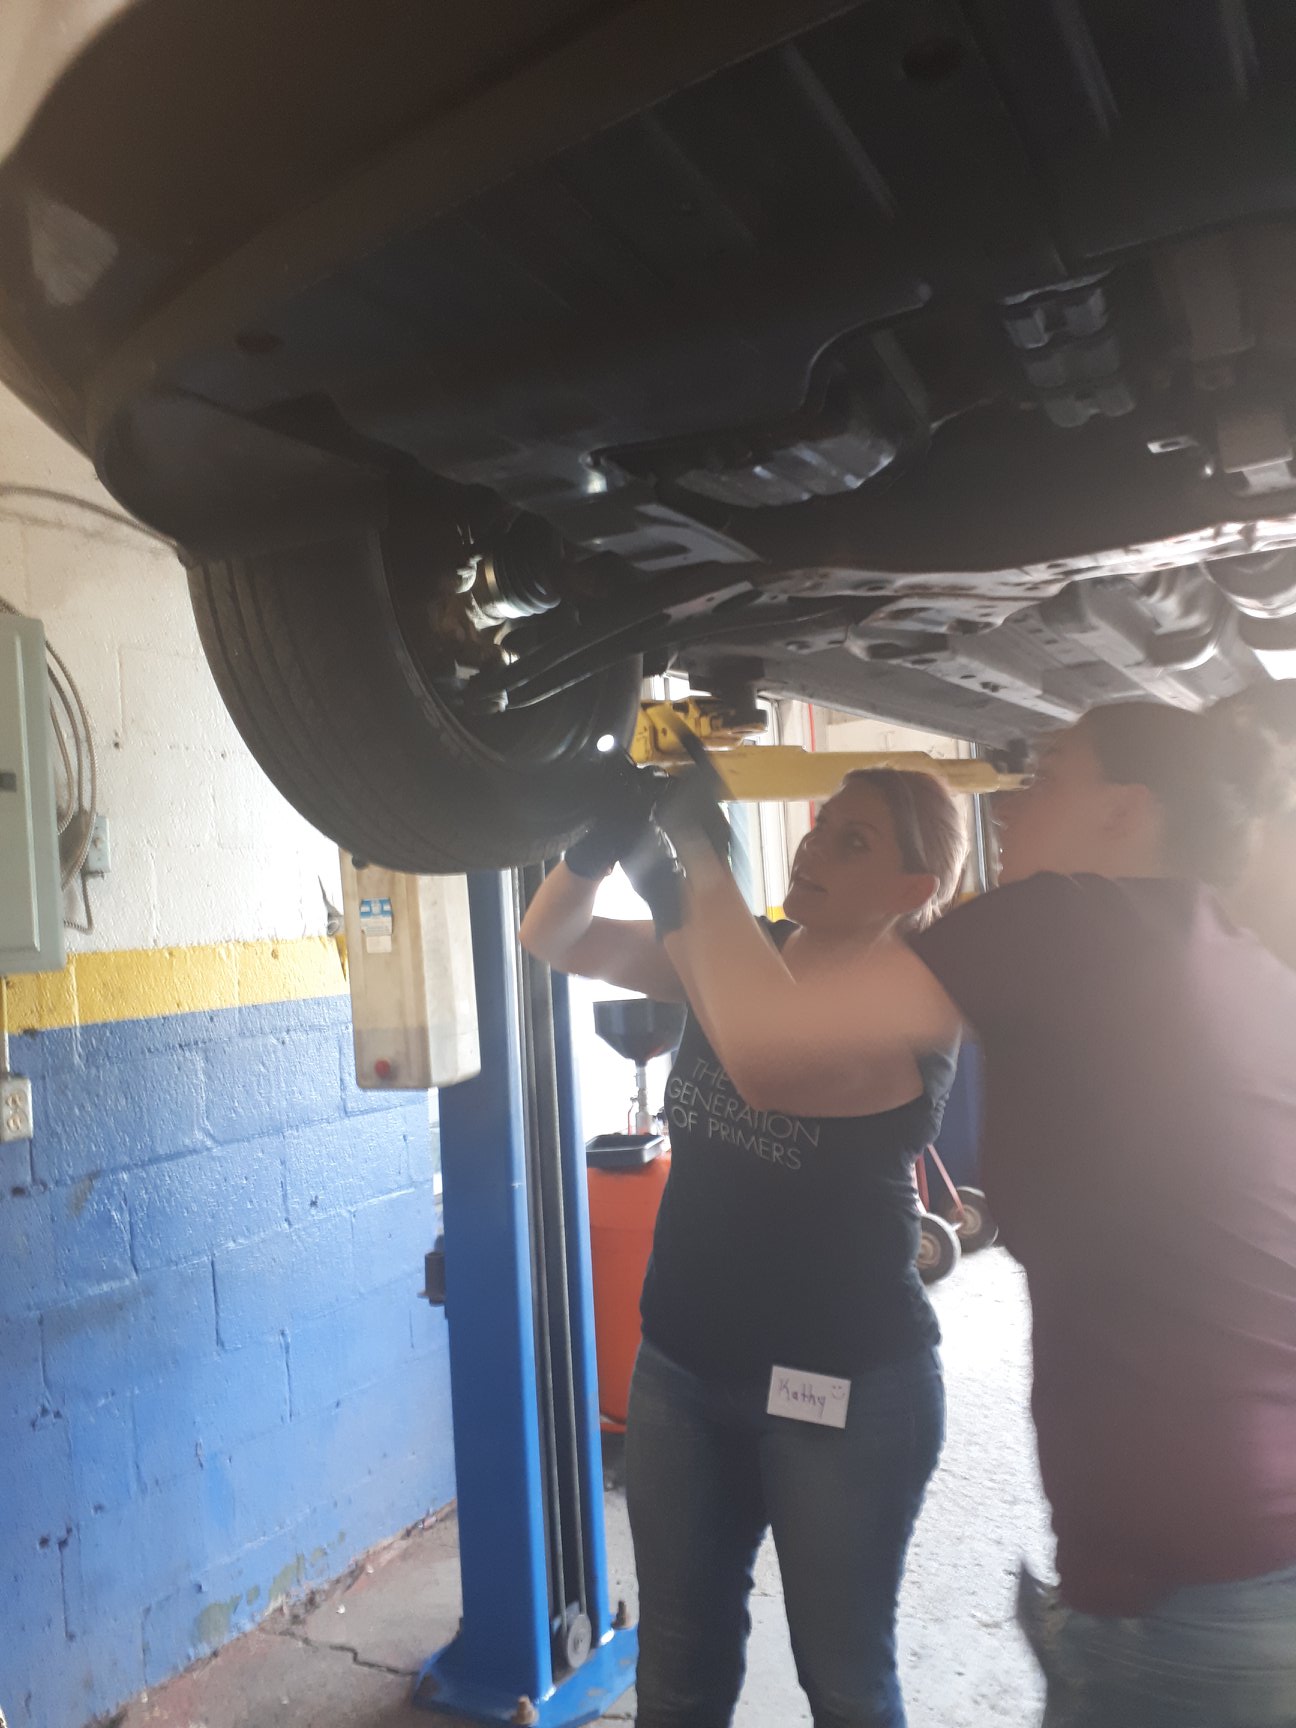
[654,763,734,865]
[564,756,667,880]
[622,823,687,941]
[654,755,755,909]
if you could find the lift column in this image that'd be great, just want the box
[414,869,635,1727]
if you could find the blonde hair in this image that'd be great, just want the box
[837,768,969,930]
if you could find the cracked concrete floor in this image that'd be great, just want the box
[119,1250,1050,1728]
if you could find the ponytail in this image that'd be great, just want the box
[1215,683,1296,827]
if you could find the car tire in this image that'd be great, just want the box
[917,1213,961,1285]
[188,527,642,873]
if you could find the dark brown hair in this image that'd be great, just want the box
[1079,699,1289,886]
[838,768,968,930]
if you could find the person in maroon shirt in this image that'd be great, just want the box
[647,699,1296,1728]
[1224,680,1296,971]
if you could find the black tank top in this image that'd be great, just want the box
[641,920,956,1383]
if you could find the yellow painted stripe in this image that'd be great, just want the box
[6,937,347,1034]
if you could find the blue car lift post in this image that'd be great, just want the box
[415,868,637,1726]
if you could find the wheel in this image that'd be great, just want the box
[917,1213,961,1285]
[188,523,641,873]
[954,1185,999,1253]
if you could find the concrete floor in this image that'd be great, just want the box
[118,1250,1050,1728]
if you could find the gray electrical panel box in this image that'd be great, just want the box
[0,615,65,975]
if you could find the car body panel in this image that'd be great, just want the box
[2,0,1293,746]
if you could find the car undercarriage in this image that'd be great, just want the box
[3,0,1295,863]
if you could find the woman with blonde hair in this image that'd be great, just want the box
[522,767,967,1728]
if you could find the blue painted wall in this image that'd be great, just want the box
[0,995,455,1728]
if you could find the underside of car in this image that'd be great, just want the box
[2,0,1296,868]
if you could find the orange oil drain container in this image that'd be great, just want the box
[587,1151,671,1430]
[586,998,686,1431]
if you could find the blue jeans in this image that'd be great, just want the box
[625,1339,944,1728]
[1018,1561,1296,1728]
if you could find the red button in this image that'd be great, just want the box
[373,1058,393,1081]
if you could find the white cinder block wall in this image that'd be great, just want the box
[0,386,341,953]
[1,386,454,1728]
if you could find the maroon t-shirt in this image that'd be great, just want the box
[911,873,1296,1615]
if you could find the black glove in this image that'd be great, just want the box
[564,756,666,880]
[654,763,734,865]
[622,824,687,941]
[654,760,756,908]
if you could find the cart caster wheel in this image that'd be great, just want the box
[954,1186,998,1253]
[917,1213,961,1284]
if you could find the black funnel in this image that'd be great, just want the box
[593,998,687,1066]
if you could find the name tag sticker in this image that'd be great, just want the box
[767,1366,850,1429]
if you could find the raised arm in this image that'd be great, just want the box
[663,835,960,1113]
[519,861,685,1002]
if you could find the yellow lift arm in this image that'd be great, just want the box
[630,699,1025,800]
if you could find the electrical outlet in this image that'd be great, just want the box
[0,1074,33,1142]
[84,814,111,876]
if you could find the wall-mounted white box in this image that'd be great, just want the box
[340,856,479,1091]
[0,615,65,976]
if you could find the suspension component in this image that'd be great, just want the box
[474,518,566,623]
